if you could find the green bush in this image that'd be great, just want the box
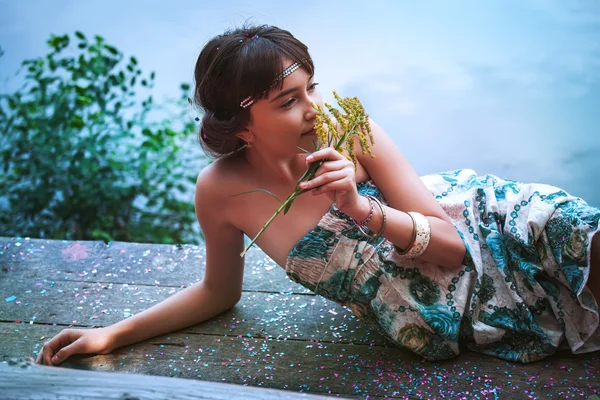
[0,32,205,245]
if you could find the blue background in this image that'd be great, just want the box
[1,0,598,206]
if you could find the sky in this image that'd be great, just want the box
[1,0,599,206]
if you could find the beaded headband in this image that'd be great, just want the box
[239,59,306,109]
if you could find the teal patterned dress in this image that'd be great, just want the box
[284,169,600,363]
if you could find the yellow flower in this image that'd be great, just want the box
[314,113,328,147]
[321,103,339,141]
[345,136,357,168]
[333,91,351,115]
[326,104,348,133]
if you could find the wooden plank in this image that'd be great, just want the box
[0,237,307,293]
[0,279,386,345]
[3,323,599,399]
[3,236,600,398]
[0,237,107,278]
[1,358,338,400]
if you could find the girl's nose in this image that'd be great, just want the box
[304,101,318,120]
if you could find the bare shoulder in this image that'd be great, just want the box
[195,154,246,209]
[194,154,248,233]
[196,155,243,194]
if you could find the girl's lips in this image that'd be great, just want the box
[302,128,316,136]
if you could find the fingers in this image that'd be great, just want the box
[301,148,355,193]
[35,347,44,365]
[37,343,55,366]
[305,147,345,164]
[300,170,347,191]
[314,159,348,176]
[37,337,59,366]
[310,179,353,196]
[303,154,353,186]
[35,329,79,366]
[51,341,79,365]
[302,146,359,211]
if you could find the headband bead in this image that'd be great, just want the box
[238,59,306,108]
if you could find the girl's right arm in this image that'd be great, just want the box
[36,170,245,366]
[110,168,246,351]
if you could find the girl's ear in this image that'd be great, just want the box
[235,128,254,143]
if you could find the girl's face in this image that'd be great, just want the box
[242,58,324,155]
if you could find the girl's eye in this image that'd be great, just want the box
[281,82,319,109]
[282,98,296,108]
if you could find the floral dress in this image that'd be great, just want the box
[284,169,600,363]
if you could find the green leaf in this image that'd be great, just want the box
[91,229,113,243]
[76,95,92,106]
[68,115,85,129]
[296,146,312,155]
[165,128,176,137]
[230,189,283,204]
[105,45,119,56]
[283,199,295,215]
[47,34,69,51]
[75,31,86,40]
[295,160,321,188]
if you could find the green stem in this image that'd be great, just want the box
[240,191,301,257]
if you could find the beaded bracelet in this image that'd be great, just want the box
[354,195,387,239]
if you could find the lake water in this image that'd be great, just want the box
[1,0,599,206]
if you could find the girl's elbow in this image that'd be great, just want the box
[439,226,467,269]
[449,237,467,269]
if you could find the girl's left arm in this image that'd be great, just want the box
[353,118,466,269]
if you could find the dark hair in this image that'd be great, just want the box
[193,24,314,158]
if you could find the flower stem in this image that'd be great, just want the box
[240,192,300,257]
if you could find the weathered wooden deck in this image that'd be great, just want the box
[1,236,598,399]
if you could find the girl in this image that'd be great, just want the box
[37,24,600,365]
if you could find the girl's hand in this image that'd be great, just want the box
[300,147,367,218]
[35,327,114,366]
